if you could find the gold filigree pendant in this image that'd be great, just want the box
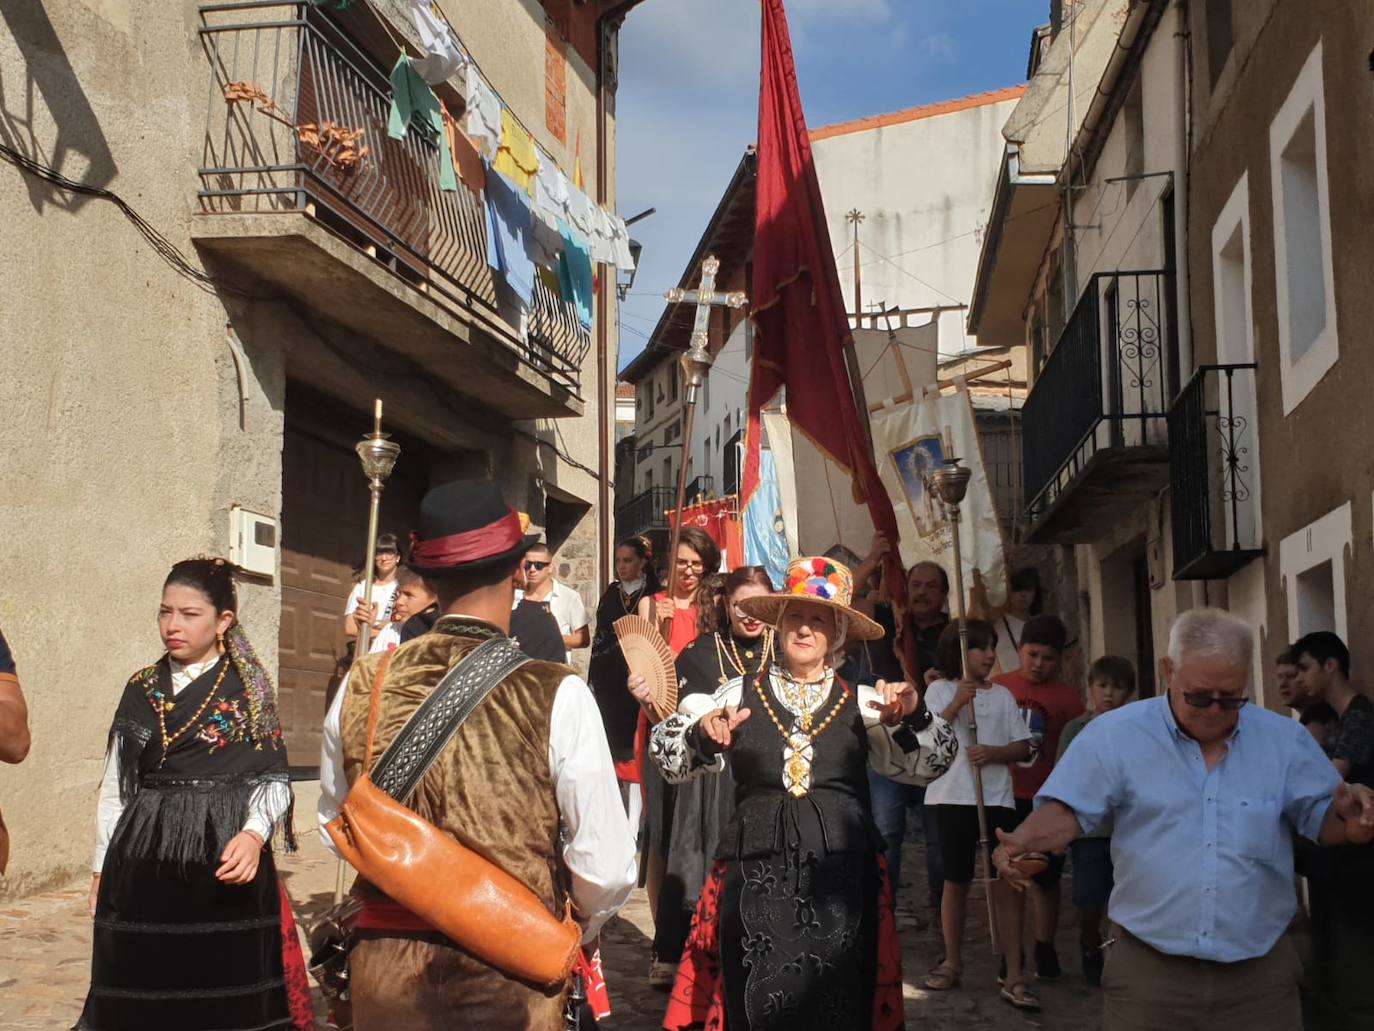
[782,731,814,797]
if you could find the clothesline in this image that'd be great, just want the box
[367,0,625,233]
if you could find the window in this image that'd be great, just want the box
[1210,173,1261,548]
[647,382,655,419]
[662,457,672,488]
[1279,501,1351,642]
[1205,0,1233,89]
[1295,561,1336,637]
[1269,42,1337,415]
[669,361,678,402]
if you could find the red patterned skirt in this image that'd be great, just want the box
[662,854,903,1030]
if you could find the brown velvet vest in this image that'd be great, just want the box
[340,626,569,1029]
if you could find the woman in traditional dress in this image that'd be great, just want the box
[636,525,721,985]
[588,536,658,778]
[643,566,776,982]
[80,558,301,1031]
[650,556,959,1031]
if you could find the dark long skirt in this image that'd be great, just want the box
[664,854,904,1031]
[78,849,290,1031]
[653,765,736,964]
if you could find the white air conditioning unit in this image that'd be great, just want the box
[229,505,278,580]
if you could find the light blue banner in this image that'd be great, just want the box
[743,449,790,589]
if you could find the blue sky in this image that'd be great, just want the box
[614,0,1049,371]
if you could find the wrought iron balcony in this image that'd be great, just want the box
[685,475,715,504]
[1167,364,1264,580]
[194,2,589,408]
[615,487,676,540]
[1020,270,1178,540]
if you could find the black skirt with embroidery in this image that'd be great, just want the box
[79,847,289,1031]
[78,651,294,1031]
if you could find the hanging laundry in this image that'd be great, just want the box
[388,55,457,191]
[608,212,636,271]
[536,264,563,300]
[586,205,617,266]
[410,0,463,85]
[484,165,537,308]
[464,64,501,160]
[557,220,595,329]
[532,160,570,232]
[443,107,484,193]
[564,182,597,241]
[573,129,586,192]
[493,109,539,195]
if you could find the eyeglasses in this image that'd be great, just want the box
[675,559,705,573]
[523,560,550,571]
[1182,692,1248,712]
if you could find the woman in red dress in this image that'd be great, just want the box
[634,525,721,986]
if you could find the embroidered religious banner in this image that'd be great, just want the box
[869,384,1009,609]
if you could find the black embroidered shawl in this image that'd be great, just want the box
[106,623,294,865]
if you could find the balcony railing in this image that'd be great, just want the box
[616,487,675,540]
[685,475,715,504]
[1167,364,1264,580]
[1022,270,1177,521]
[196,2,590,393]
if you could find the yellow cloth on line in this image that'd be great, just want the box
[493,109,539,195]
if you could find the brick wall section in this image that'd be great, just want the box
[545,22,567,144]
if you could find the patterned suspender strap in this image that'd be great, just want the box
[369,637,531,803]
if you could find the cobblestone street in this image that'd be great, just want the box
[0,821,1101,1030]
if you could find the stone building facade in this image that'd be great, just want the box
[0,0,644,898]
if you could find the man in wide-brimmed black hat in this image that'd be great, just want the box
[318,480,637,1030]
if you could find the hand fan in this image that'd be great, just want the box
[613,615,678,723]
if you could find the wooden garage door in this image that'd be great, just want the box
[278,425,424,768]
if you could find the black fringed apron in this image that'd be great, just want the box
[79,648,295,1031]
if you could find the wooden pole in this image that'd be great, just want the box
[943,425,999,954]
[662,397,700,639]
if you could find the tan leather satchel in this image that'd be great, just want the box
[326,643,581,988]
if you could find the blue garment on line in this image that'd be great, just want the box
[484,165,536,307]
[557,220,594,328]
[1039,694,1340,963]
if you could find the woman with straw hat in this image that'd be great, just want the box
[646,556,958,1031]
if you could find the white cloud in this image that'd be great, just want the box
[918,32,958,62]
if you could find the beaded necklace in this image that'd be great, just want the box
[753,666,850,798]
[713,629,775,684]
[156,658,230,767]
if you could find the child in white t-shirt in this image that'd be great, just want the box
[922,618,1036,1009]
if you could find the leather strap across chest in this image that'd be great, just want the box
[365,637,531,802]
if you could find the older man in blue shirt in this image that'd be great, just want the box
[994,608,1374,1030]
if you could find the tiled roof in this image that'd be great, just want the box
[808,84,1028,142]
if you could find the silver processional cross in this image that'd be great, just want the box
[665,255,748,403]
[657,255,748,622]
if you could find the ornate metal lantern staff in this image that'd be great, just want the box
[660,256,746,635]
[353,400,402,655]
[932,428,999,953]
[334,399,401,904]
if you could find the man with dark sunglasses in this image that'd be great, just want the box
[992,608,1374,1031]
[517,543,590,664]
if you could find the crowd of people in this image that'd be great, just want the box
[1,479,1373,1030]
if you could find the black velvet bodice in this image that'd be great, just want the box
[718,673,883,860]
